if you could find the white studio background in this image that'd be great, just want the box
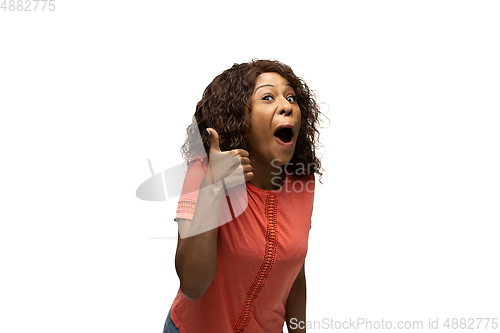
[1,1,499,332]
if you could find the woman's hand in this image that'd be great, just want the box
[203,128,253,189]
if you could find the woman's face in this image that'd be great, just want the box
[245,72,301,167]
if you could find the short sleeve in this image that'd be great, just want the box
[174,158,208,222]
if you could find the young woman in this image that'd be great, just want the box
[163,59,324,333]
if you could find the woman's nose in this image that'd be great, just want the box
[277,97,293,116]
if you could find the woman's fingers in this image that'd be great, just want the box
[207,146,253,185]
[233,152,252,181]
[230,149,249,158]
[232,153,252,180]
[239,156,251,166]
[242,163,253,173]
[244,172,254,182]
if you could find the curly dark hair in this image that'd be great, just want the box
[181,59,325,182]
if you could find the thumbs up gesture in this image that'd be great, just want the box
[202,128,253,190]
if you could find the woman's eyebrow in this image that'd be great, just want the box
[254,84,274,95]
[253,83,293,95]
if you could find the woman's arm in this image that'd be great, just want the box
[175,228,219,301]
[175,181,224,301]
[174,128,253,301]
[285,262,307,332]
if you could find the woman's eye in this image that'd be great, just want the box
[287,95,297,103]
[262,95,273,101]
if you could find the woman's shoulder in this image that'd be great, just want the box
[184,156,209,178]
[187,155,208,169]
[178,156,209,196]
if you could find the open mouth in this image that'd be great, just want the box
[274,126,294,144]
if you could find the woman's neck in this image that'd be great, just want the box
[248,159,285,190]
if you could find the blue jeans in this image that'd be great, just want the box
[162,309,180,333]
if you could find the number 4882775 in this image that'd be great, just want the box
[1,0,56,11]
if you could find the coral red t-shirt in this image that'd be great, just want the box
[170,158,315,333]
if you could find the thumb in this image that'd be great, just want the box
[206,128,221,154]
